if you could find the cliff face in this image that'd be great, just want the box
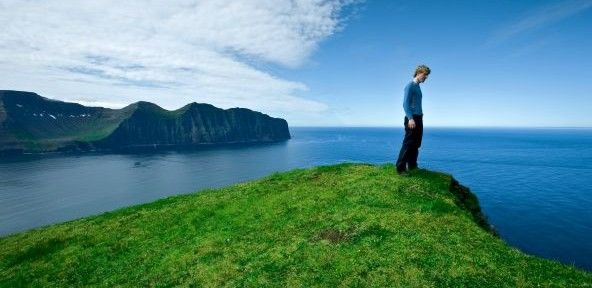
[0,90,290,154]
[94,102,290,149]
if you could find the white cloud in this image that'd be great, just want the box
[0,0,360,120]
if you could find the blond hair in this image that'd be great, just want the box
[414,65,431,77]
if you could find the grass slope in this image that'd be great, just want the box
[1,163,591,287]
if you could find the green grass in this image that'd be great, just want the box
[75,122,123,142]
[1,163,590,287]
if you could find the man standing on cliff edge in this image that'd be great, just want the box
[396,64,430,175]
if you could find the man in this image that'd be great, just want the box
[396,64,430,175]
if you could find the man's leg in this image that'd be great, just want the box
[408,116,423,170]
[395,144,410,173]
[396,116,417,173]
[408,147,419,170]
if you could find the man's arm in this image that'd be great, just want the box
[403,84,416,128]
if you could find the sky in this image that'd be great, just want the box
[1,0,591,127]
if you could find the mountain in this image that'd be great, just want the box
[1,163,590,286]
[0,90,290,154]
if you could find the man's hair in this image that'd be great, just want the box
[414,65,431,77]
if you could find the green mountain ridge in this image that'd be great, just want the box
[0,90,290,154]
[1,163,590,286]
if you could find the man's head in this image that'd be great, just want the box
[413,64,431,83]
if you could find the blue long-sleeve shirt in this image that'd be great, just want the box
[403,80,422,119]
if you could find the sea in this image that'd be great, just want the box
[1,127,591,271]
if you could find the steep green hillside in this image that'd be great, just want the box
[0,91,134,151]
[1,164,590,287]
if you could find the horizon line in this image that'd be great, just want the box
[290,125,592,129]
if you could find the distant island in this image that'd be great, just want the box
[0,90,291,154]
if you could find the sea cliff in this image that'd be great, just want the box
[0,90,290,154]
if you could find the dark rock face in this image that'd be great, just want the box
[95,102,291,149]
[449,177,497,236]
[0,90,291,154]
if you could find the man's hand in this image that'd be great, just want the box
[408,119,416,129]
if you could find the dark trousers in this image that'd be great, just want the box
[396,115,423,172]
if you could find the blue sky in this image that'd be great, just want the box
[1,0,591,127]
[279,0,592,127]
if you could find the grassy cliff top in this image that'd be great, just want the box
[1,163,591,287]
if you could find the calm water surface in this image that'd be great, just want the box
[1,127,591,271]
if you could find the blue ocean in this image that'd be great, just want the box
[1,127,591,271]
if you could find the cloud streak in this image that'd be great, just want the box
[0,0,360,119]
[486,0,592,46]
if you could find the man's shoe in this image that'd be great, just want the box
[397,170,410,177]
